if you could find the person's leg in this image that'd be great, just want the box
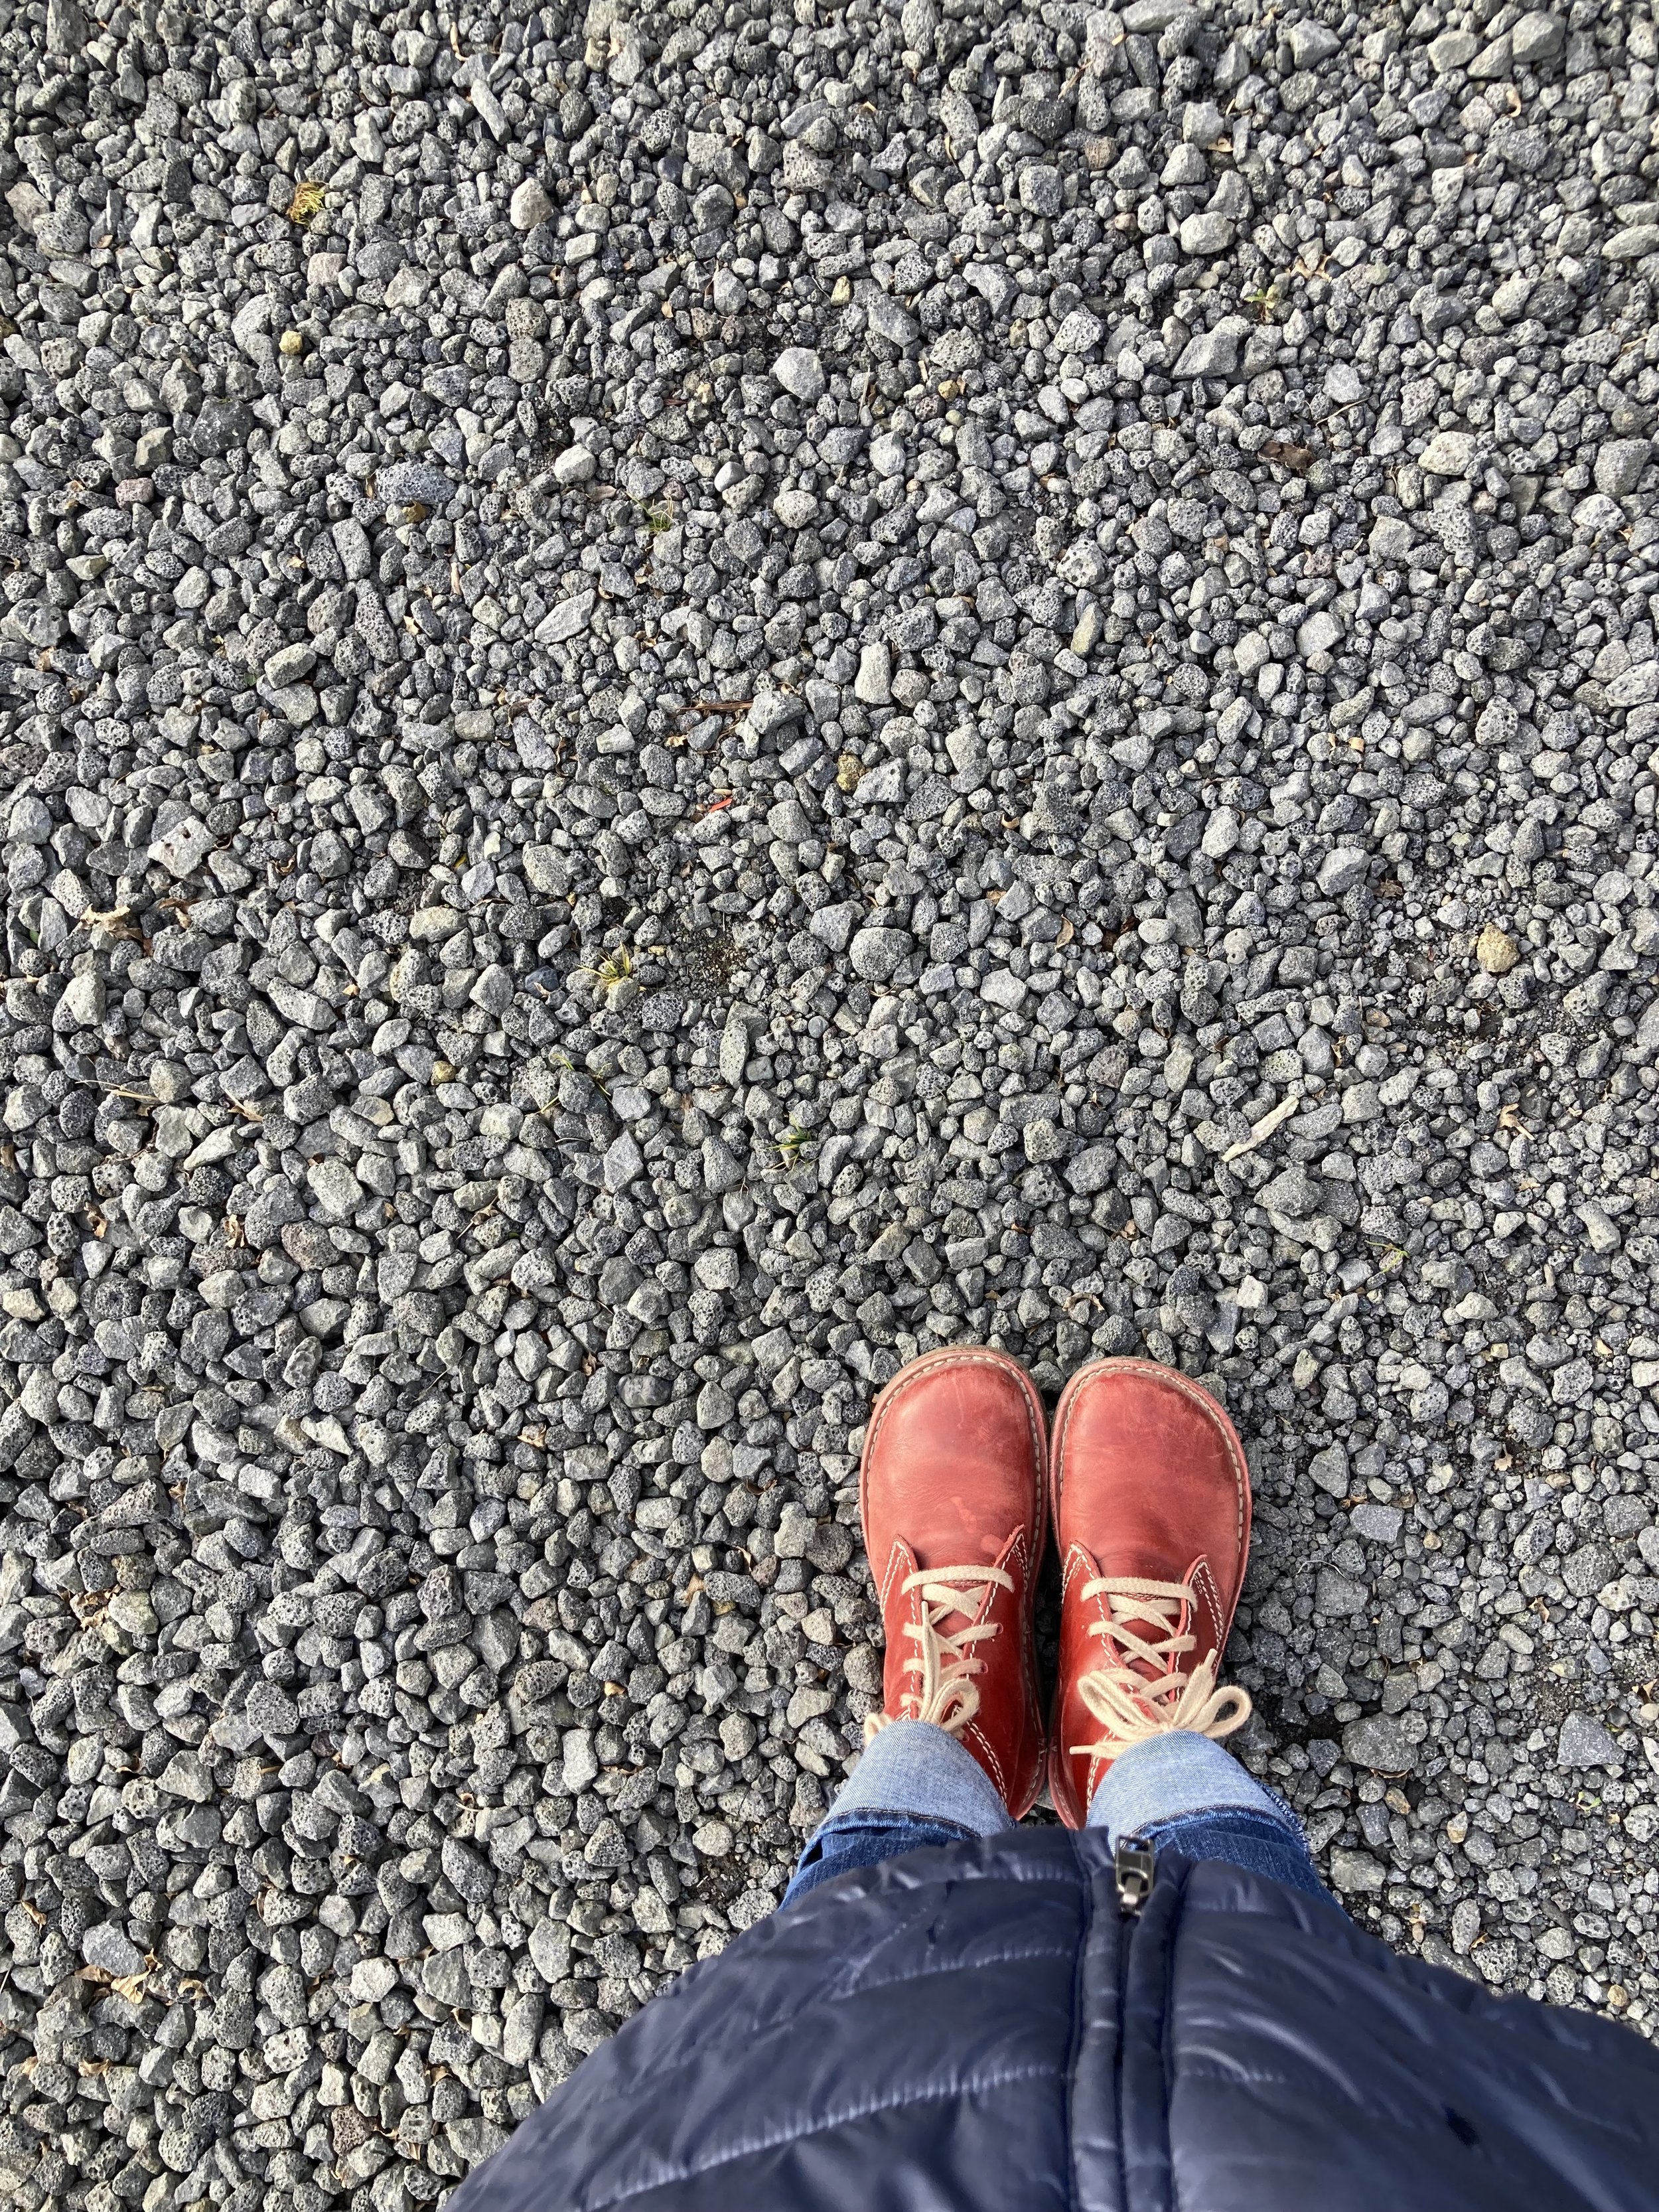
[1047,1361,1257,1830]
[1086,1728,1333,1903]
[1045,1362,1333,1905]
[783,1347,1048,1907]
[782,1718,1013,1905]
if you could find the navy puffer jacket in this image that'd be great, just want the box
[453,1830,1659,2212]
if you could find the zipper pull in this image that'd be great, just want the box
[1114,1838,1155,1917]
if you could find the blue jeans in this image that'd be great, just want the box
[784,1722,1331,1907]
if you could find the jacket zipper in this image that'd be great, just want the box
[1114,1837,1155,1916]
[1114,1841,1153,2212]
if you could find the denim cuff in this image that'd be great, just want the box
[1088,1729,1304,1847]
[784,1813,981,1907]
[822,1719,1013,1837]
[1143,1808,1333,1904]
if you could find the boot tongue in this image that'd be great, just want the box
[908,1517,1013,1580]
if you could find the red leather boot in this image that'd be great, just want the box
[861,1346,1048,1818]
[1048,1359,1253,1828]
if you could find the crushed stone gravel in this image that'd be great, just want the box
[5,0,1659,2205]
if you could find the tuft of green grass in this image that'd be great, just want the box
[777,1120,815,1164]
[577,948,633,995]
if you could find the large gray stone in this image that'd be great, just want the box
[510,177,553,230]
[1342,1713,1417,1773]
[1173,321,1246,378]
[772,345,825,402]
[1595,439,1650,498]
[378,459,453,506]
[1557,1711,1621,1769]
[1318,846,1370,897]
[848,926,910,982]
[1510,9,1564,65]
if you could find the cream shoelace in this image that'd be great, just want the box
[1071,1574,1252,1762]
[865,1563,1013,1743]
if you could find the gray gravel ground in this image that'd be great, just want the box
[5,0,1659,2200]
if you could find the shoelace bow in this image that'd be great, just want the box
[865,1563,1013,1743]
[1072,1574,1252,1762]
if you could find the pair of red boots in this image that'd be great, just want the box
[861,1349,1254,1824]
